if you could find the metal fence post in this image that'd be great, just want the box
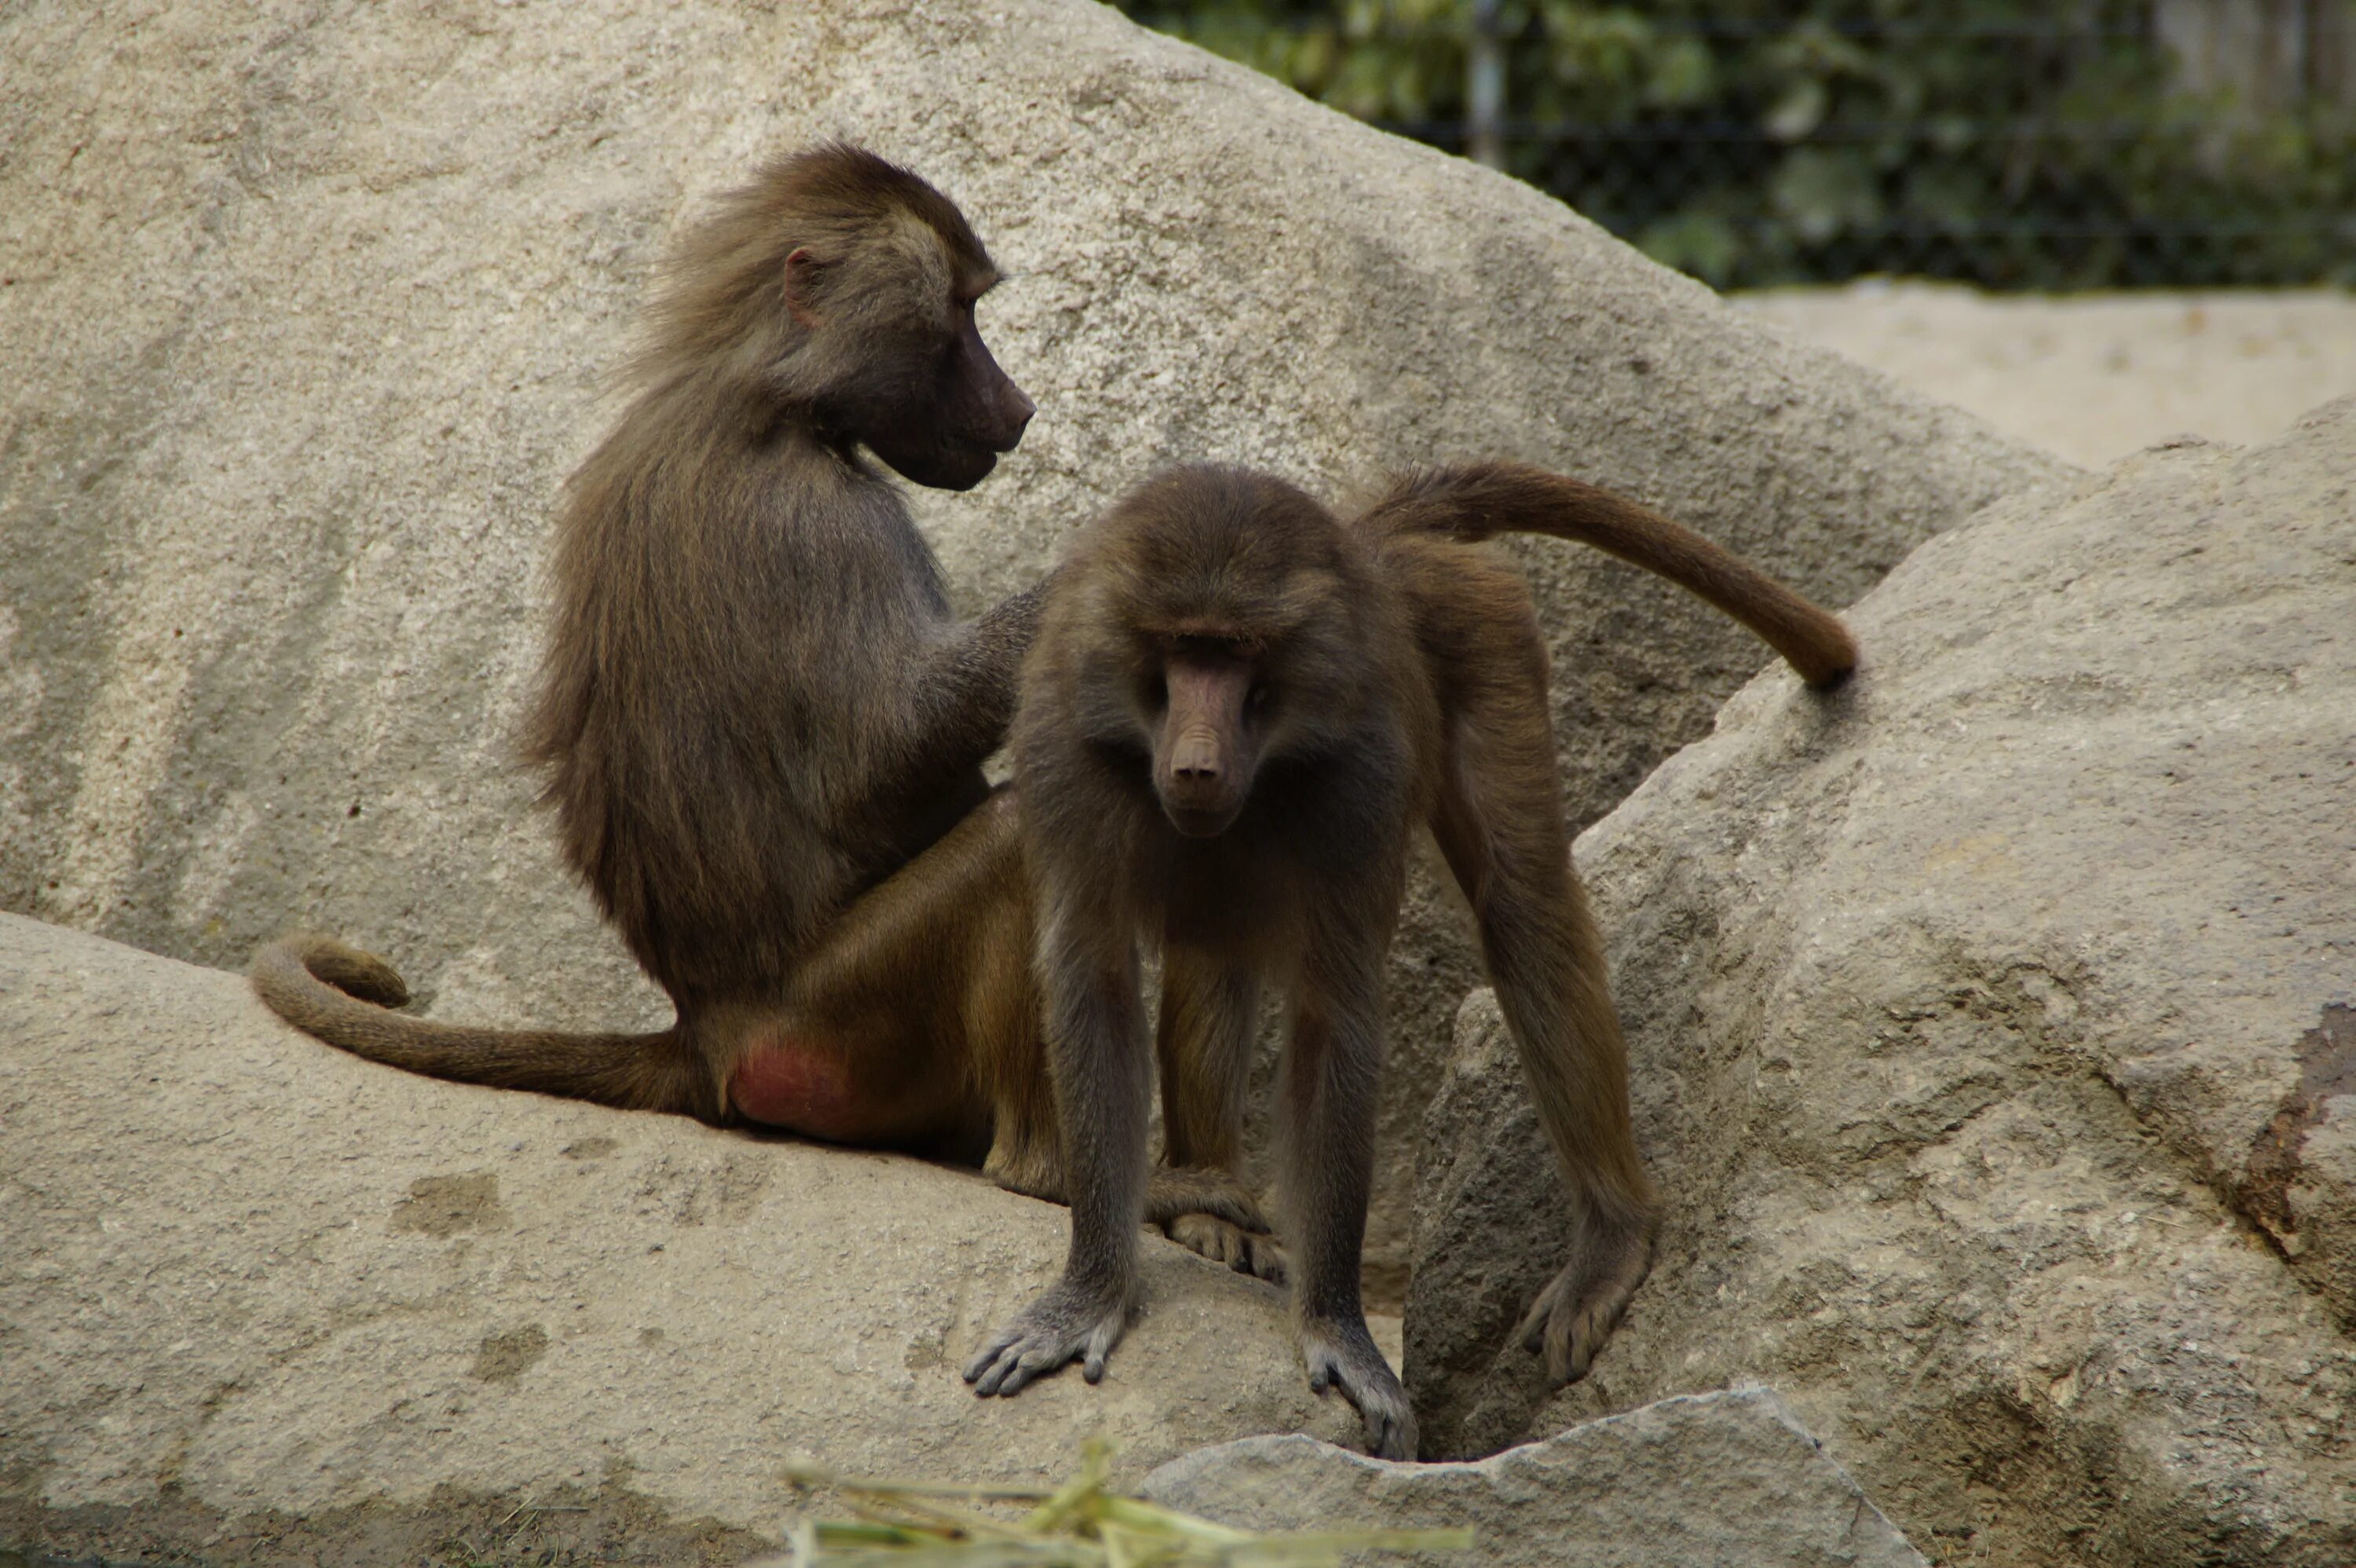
[1468,0,1505,167]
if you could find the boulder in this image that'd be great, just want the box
[1405,400,2356,1565]
[1140,1386,1927,1568]
[0,0,2065,1288]
[0,912,1363,1566]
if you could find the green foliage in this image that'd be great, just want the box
[1111,1,2356,288]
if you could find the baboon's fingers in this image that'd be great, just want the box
[1164,1213,1290,1282]
[1082,1317,1120,1384]
[964,1280,1130,1398]
[1543,1295,1604,1383]
[1165,1213,1238,1267]
[964,1331,1066,1398]
[1240,1232,1289,1283]
[1517,1281,1617,1382]
[961,1336,1015,1390]
[1515,1289,1546,1357]
[1300,1319,1417,1460]
[965,1330,1079,1395]
[1515,1223,1653,1383]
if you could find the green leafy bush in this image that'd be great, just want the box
[1113,1,2356,288]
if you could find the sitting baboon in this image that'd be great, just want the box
[964,462,1855,1458]
[251,143,1271,1249]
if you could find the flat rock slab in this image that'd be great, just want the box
[0,914,1359,1565]
[1141,1387,1925,1568]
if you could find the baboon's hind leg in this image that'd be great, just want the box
[1428,685,1655,1386]
[1153,948,1284,1281]
[971,905,1279,1279]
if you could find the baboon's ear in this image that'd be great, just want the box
[784,247,830,328]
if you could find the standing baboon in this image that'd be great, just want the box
[964,463,1855,1457]
[250,141,1853,1384]
[250,144,1271,1249]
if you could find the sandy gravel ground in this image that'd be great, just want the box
[1732,283,2356,470]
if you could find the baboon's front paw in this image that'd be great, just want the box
[963,1280,1131,1397]
[1301,1318,1416,1460]
[1516,1215,1654,1383]
[1165,1213,1289,1282]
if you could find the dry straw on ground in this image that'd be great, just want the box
[772,1444,1471,1568]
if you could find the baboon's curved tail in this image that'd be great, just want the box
[251,935,717,1120]
[1367,460,1860,688]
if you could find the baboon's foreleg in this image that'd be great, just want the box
[1278,907,1414,1460]
[965,897,1148,1397]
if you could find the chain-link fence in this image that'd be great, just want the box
[1116,2,2356,288]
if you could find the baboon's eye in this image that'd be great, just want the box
[1145,672,1169,711]
[1248,683,1270,711]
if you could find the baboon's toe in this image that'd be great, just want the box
[1165,1213,1289,1282]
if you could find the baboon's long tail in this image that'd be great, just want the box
[250,934,716,1120]
[1367,460,1860,688]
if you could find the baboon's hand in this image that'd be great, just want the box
[964,1279,1132,1397]
[1165,1214,1289,1282]
[1516,1216,1654,1383]
[1301,1317,1416,1460]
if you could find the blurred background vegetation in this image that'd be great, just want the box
[1109,0,2356,288]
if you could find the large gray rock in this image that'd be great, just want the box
[0,912,1363,1566]
[0,0,2065,1288]
[1406,400,2356,1565]
[1140,1387,1927,1568]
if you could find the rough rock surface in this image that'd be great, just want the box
[1140,1386,1926,1568]
[0,1,2065,1288]
[0,912,1363,1566]
[1405,400,2356,1565]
